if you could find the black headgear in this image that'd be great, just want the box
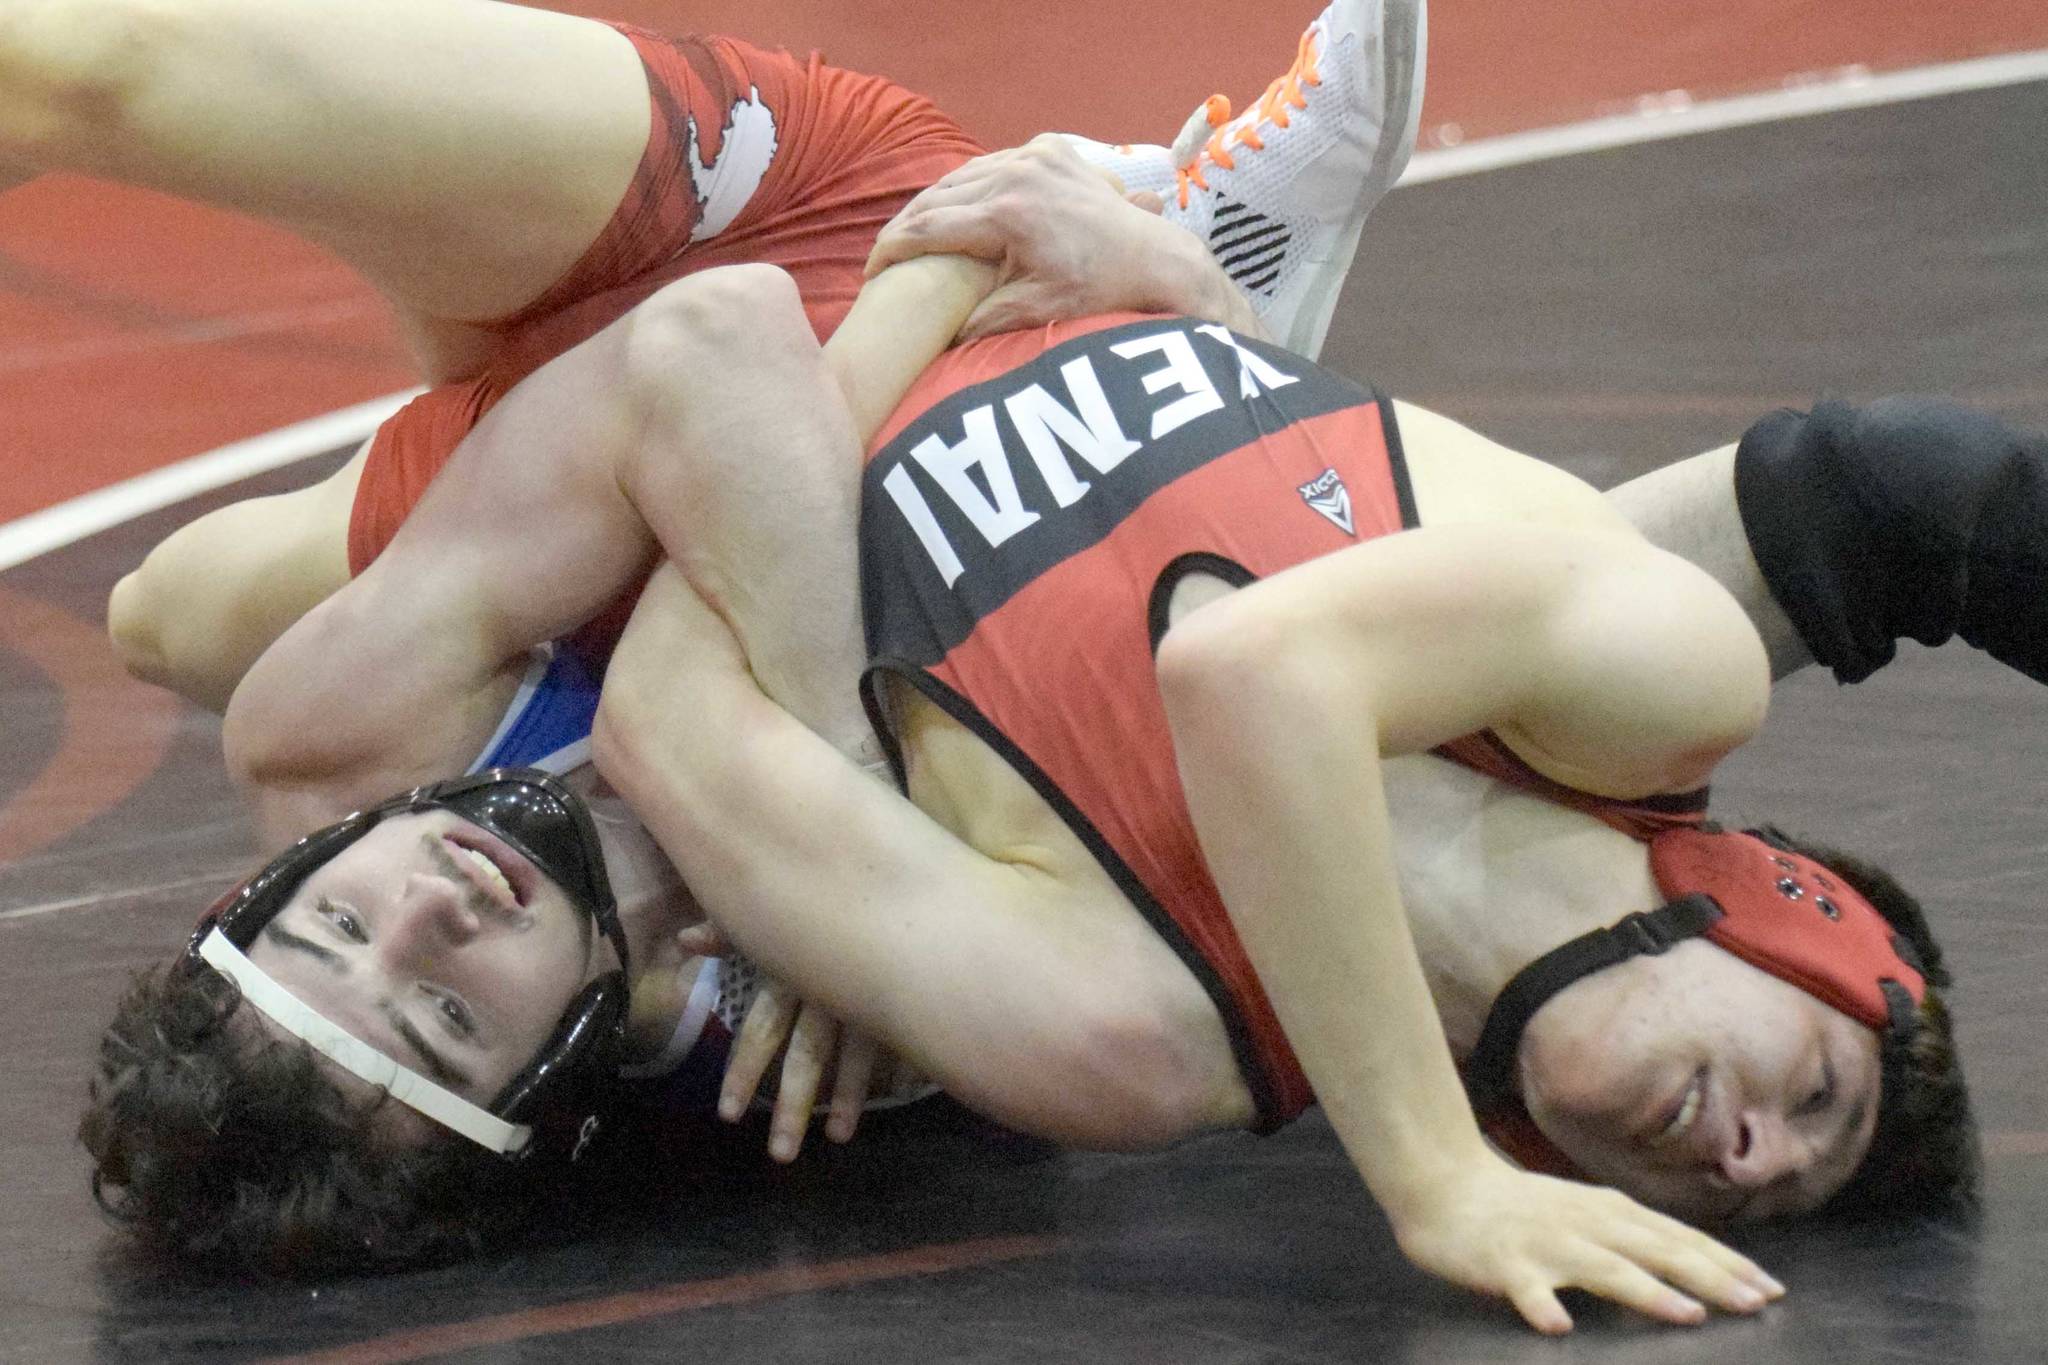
[187,768,631,1164]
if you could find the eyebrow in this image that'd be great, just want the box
[264,921,344,971]
[261,921,476,1093]
[388,1013,475,1092]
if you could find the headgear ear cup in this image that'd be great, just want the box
[1467,827,1929,1179]
[492,971,632,1163]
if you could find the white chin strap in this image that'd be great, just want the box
[198,928,531,1155]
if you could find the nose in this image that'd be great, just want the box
[1719,1109,1813,1189]
[377,873,485,968]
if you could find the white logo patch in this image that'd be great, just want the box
[1297,467,1356,536]
[687,85,779,242]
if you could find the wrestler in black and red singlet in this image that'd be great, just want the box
[857,313,1707,1128]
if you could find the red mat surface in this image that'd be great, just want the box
[1,0,2044,524]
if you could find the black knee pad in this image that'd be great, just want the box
[1734,396,2048,684]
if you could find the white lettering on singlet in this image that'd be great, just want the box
[881,463,968,586]
[1001,356,1141,508]
[907,405,1043,550]
[882,325,1313,585]
[1108,330,1226,439]
[1193,324,1301,398]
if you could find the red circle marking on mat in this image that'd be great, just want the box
[0,586,180,864]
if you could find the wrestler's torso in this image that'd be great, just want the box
[859,315,1691,1125]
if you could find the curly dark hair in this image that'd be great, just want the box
[1755,829,1981,1222]
[79,959,548,1276]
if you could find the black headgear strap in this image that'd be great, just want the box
[1464,895,1724,1111]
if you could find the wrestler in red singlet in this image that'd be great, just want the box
[855,313,1708,1128]
[346,26,984,576]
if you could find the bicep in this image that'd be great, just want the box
[1166,524,1770,794]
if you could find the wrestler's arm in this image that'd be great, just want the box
[1154,522,1776,1334]
[594,563,1249,1147]
[225,255,994,826]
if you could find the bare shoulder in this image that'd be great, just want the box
[1392,400,1636,535]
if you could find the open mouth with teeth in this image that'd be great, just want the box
[454,843,518,903]
[439,828,534,914]
[1660,1067,1705,1141]
[1644,1064,1709,1151]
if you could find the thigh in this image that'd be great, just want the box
[17,0,648,331]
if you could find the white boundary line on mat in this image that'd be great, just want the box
[0,390,419,573]
[1400,46,2048,186]
[3,45,2045,572]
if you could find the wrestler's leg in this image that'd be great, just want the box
[108,442,366,713]
[3,0,647,375]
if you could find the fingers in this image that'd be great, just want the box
[1608,1220,1783,1313]
[864,139,1113,277]
[1127,189,1165,215]
[767,1003,840,1162]
[957,283,1080,342]
[673,921,728,959]
[719,978,799,1122]
[1505,1281,1574,1336]
[824,1030,882,1144]
[865,158,1020,276]
[1535,1214,1781,1332]
[1571,1249,1708,1326]
[869,204,1014,277]
[956,285,1033,343]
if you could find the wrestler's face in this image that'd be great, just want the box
[245,811,601,1110]
[1514,938,1882,1223]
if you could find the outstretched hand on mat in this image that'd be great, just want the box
[1390,1153,1786,1334]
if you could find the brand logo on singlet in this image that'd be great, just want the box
[1297,467,1356,536]
[687,85,779,242]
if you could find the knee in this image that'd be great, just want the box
[627,265,808,367]
[0,0,183,155]
[106,566,170,687]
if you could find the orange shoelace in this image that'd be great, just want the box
[1175,28,1325,208]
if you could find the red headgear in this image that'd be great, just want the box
[1465,826,1927,1172]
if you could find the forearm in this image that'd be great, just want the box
[1160,615,1493,1221]
[823,253,998,442]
